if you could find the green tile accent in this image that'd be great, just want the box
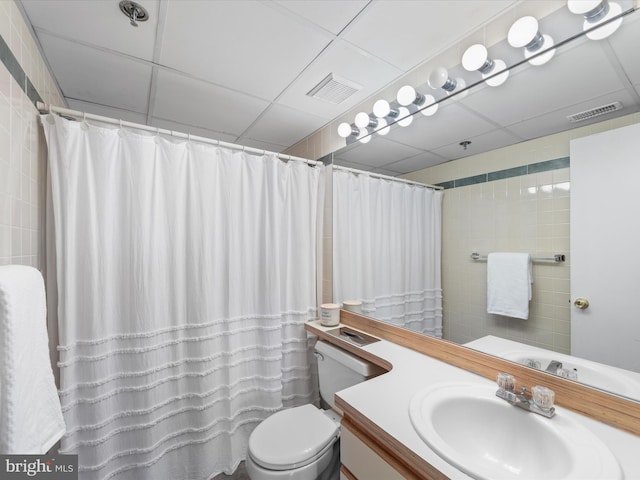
[488,165,528,182]
[436,180,455,190]
[455,174,487,187]
[0,33,43,106]
[527,157,570,174]
[441,157,570,190]
[26,77,43,105]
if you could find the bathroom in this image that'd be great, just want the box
[1,0,640,479]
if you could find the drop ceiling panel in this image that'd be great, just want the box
[38,33,152,113]
[274,0,368,35]
[382,151,448,175]
[66,99,148,125]
[334,136,423,169]
[276,39,403,119]
[506,89,640,141]
[431,127,523,161]
[461,42,627,127]
[22,0,158,60]
[383,103,497,151]
[160,0,333,101]
[240,104,328,147]
[607,12,640,84]
[153,69,270,137]
[342,1,517,71]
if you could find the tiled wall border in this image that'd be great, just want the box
[0,33,43,105]
[436,157,570,189]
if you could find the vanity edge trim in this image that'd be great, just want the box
[337,310,640,437]
[339,405,447,480]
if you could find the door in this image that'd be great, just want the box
[570,122,640,373]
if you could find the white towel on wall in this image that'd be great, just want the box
[487,253,532,320]
[0,265,65,454]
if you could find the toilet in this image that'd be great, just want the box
[245,340,382,480]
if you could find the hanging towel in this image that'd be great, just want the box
[487,253,532,320]
[0,265,65,454]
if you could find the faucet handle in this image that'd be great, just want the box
[497,373,515,392]
[532,385,555,411]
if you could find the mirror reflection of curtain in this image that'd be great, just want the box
[42,114,323,480]
[333,169,443,337]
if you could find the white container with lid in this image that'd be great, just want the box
[319,303,340,326]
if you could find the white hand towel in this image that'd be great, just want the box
[487,253,532,320]
[0,265,65,454]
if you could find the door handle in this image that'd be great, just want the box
[573,298,590,310]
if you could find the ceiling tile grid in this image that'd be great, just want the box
[16,0,640,172]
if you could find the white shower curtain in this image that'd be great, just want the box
[333,169,443,337]
[42,114,323,480]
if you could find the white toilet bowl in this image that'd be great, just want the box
[245,341,382,480]
[245,404,340,480]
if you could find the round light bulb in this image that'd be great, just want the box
[484,59,509,87]
[462,44,489,72]
[373,99,391,118]
[525,34,556,65]
[419,94,438,116]
[397,85,417,106]
[427,67,450,90]
[354,112,371,129]
[568,0,604,15]
[375,117,390,135]
[585,2,623,40]
[356,127,371,144]
[508,16,540,48]
[397,107,413,127]
[337,122,354,138]
[451,78,468,99]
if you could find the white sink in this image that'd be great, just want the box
[409,382,622,480]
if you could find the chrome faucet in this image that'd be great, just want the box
[496,373,555,418]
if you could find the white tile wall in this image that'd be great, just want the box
[0,0,64,269]
[405,112,640,353]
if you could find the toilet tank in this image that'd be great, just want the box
[314,340,383,408]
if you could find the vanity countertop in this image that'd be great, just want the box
[306,321,640,479]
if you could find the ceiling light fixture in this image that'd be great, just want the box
[397,107,413,127]
[375,118,391,135]
[354,112,377,129]
[354,111,390,136]
[567,0,623,40]
[337,122,359,139]
[372,99,399,119]
[427,67,457,92]
[397,86,439,116]
[508,16,556,66]
[461,44,510,87]
[427,67,467,99]
[356,128,372,144]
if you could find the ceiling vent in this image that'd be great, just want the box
[307,73,362,104]
[567,101,623,123]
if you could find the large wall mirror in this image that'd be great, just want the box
[329,2,640,403]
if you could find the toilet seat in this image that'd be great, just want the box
[248,404,339,471]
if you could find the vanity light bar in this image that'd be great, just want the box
[471,252,565,263]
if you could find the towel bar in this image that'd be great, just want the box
[470,252,565,263]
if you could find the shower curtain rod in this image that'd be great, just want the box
[332,164,443,190]
[36,102,322,167]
